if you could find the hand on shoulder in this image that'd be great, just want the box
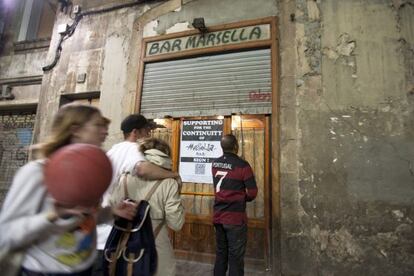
[174,174,182,193]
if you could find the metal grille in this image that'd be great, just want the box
[141,49,272,118]
[0,111,36,205]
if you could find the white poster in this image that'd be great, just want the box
[179,119,224,183]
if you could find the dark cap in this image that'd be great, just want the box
[120,114,154,133]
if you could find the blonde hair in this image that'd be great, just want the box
[40,104,102,157]
[139,138,171,157]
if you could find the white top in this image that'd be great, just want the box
[97,141,145,250]
[0,161,97,273]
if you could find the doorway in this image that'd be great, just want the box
[151,114,271,269]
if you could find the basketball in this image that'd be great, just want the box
[44,143,113,207]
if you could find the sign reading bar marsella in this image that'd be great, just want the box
[179,119,224,183]
[146,24,270,57]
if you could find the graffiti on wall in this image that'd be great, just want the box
[248,90,271,102]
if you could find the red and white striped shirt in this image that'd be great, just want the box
[212,152,257,225]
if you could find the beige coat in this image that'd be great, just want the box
[109,149,185,276]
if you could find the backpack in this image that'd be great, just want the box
[103,173,164,276]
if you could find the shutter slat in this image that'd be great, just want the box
[141,49,272,118]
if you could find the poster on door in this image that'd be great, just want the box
[179,119,224,183]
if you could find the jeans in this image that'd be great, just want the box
[214,223,247,276]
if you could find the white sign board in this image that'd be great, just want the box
[179,119,224,183]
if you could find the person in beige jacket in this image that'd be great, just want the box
[109,137,185,276]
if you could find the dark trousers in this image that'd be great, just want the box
[214,223,247,276]
[91,250,104,276]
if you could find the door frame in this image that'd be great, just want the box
[136,16,280,272]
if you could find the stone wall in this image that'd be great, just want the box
[280,0,414,275]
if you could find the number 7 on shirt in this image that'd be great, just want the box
[215,171,228,193]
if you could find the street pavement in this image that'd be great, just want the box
[176,259,271,275]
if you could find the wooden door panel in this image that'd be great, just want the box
[246,224,266,259]
[174,224,215,253]
[176,222,267,261]
[151,116,269,267]
[233,122,266,219]
[181,183,214,215]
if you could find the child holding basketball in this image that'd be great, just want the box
[0,104,136,276]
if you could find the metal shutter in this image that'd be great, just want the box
[0,111,36,204]
[141,49,272,118]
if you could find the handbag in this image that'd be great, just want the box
[103,173,165,276]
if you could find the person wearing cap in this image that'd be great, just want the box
[94,114,180,275]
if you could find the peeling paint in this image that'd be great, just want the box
[392,0,414,10]
[166,22,191,34]
[336,33,355,57]
[323,33,356,61]
[296,23,312,76]
[143,20,159,37]
[307,0,320,21]
[311,225,364,262]
[392,210,404,219]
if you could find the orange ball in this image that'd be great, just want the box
[44,143,113,207]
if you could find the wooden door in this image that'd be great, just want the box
[150,115,270,269]
[232,115,270,268]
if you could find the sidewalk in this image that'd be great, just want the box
[176,260,271,276]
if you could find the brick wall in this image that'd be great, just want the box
[0,111,36,205]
